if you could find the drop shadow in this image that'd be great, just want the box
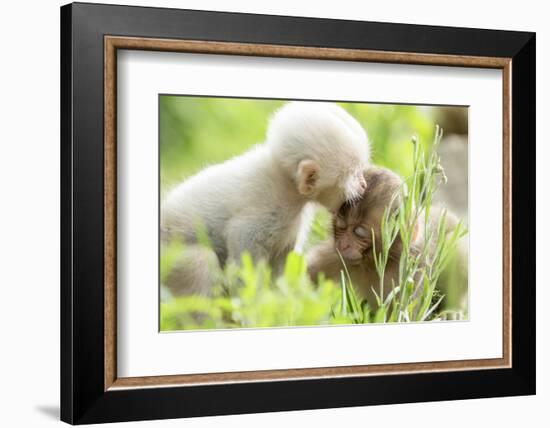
[35,405,59,420]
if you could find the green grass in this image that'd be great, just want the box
[161,251,343,330]
[364,127,467,323]
[160,126,468,331]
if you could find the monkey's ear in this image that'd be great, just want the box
[297,159,320,195]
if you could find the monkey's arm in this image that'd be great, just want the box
[306,240,343,284]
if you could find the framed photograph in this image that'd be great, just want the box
[60,2,536,424]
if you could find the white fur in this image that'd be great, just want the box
[161,102,370,294]
[267,102,370,201]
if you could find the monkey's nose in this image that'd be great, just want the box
[339,243,351,252]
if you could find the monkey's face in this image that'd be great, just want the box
[333,204,384,265]
[332,166,404,266]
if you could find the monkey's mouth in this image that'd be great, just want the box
[335,244,362,266]
[344,257,363,266]
[340,253,363,265]
[344,247,373,266]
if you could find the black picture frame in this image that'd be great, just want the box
[61,2,535,424]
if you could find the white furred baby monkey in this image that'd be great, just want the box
[161,102,370,296]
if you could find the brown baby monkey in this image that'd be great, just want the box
[307,166,467,316]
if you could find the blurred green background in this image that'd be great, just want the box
[159,96,468,330]
[160,96,457,194]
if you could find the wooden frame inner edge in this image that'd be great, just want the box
[104,35,512,391]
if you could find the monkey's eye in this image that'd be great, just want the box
[335,217,346,229]
[354,226,369,238]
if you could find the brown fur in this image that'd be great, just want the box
[307,166,466,314]
[308,167,406,305]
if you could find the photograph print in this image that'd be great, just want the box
[159,96,469,331]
